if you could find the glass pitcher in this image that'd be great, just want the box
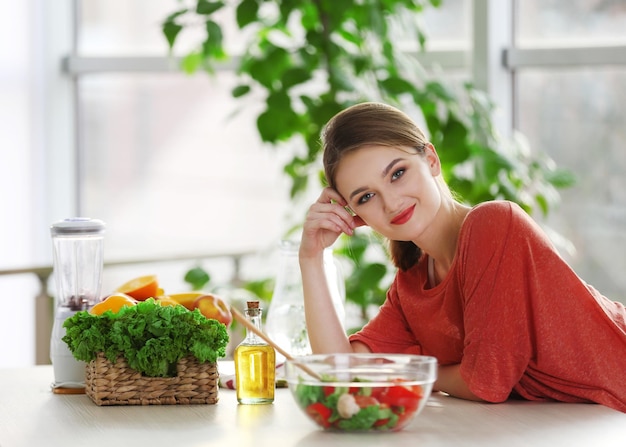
[265,240,345,359]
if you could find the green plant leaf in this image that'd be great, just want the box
[242,278,275,303]
[196,0,224,15]
[256,91,301,142]
[232,84,251,97]
[281,67,311,89]
[236,0,260,28]
[379,76,416,96]
[345,262,387,308]
[438,117,470,164]
[425,80,457,103]
[546,168,577,188]
[181,51,203,74]
[184,266,211,290]
[162,20,184,49]
[244,45,291,89]
[203,20,224,58]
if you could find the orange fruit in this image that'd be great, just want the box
[115,275,159,301]
[90,293,137,315]
[156,296,185,308]
[166,292,206,310]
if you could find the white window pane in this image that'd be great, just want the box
[516,67,626,302]
[78,0,240,56]
[79,0,172,55]
[516,0,626,47]
[421,0,471,49]
[78,71,293,261]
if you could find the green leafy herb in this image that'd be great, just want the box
[62,299,229,377]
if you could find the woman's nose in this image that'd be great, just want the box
[382,193,402,214]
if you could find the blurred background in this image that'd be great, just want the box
[2,0,625,367]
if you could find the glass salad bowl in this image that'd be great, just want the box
[285,353,437,432]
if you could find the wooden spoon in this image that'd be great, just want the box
[230,306,321,380]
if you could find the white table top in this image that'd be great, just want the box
[1,364,625,447]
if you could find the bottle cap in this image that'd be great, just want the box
[51,218,106,236]
[246,300,260,309]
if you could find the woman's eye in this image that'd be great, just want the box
[357,192,374,205]
[391,168,405,181]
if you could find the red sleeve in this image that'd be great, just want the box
[349,278,424,355]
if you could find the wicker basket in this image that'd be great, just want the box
[85,353,219,406]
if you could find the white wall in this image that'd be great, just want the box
[0,0,38,367]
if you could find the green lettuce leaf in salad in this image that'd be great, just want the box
[294,378,417,431]
[337,404,397,431]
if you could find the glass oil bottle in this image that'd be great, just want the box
[234,300,276,404]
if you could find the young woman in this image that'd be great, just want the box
[299,102,626,412]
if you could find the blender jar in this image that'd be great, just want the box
[49,217,105,388]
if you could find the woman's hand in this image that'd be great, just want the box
[300,187,365,259]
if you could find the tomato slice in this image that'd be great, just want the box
[306,402,332,428]
[354,394,379,408]
[378,385,421,413]
[374,417,391,427]
[391,379,424,399]
[348,386,360,395]
[322,386,335,397]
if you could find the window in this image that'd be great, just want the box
[514,0,626,300]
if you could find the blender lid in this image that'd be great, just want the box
[50,217,106,235]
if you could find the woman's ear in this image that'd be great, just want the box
[424,143,442,176]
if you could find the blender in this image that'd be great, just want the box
[49,218,105,391]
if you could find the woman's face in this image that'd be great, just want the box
[334,144,443,242]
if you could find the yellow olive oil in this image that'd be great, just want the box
[234,301,276,404]
[234,344,275,403]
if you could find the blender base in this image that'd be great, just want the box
[52,386,86,395]
[50,308,87,392]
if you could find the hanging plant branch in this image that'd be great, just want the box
[162,0,575,328]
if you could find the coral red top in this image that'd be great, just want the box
[350,201,626,412]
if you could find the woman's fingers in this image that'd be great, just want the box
[306,201,356,236]
[316,187,346,206]
[300,189,364,258]
[314,188,357,230]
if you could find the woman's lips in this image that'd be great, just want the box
[391,205,415,225]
